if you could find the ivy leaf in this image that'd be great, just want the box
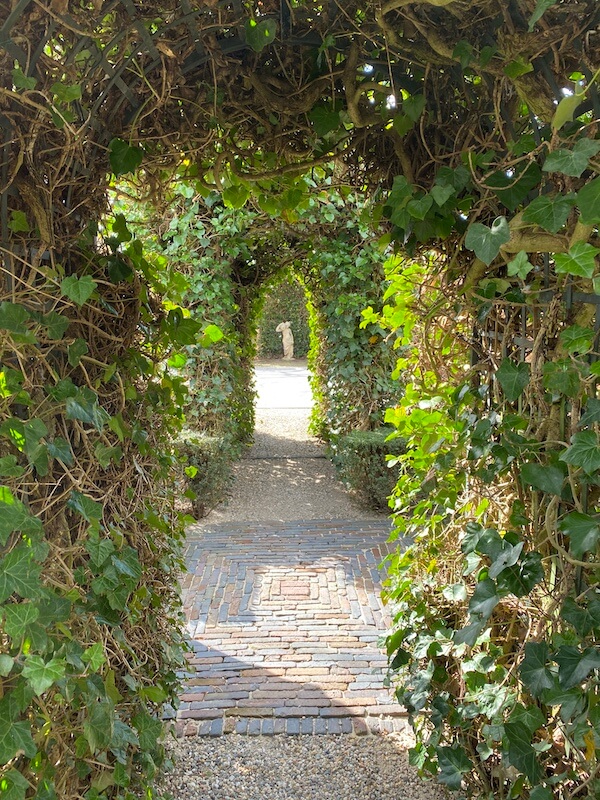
[528,0,557,30]
[3,603,40,641]
[465,217,510,265]
[65,387,110,431]
[67,490,103,523]
[108,138,144,177]
[0,455,24,478]
[201,323,224,344]
[529,788,553,800]
[82,642,106,672]
[40,311,70,340]
[496,359,530,402]
[403,94,426,122]
[0,302,30,334]
[12,67,37,90]
[0,497,42,545]
[561,595,600,636]
[222,185,250,209]
[522,194,576,233]
[51,81,81,102]
[85,532,115,567]
[577,177,600,224]
[469,578,499,621]
[510,702,545,733]
[452,40,473,69]
[393,114,414,136]
[520,642,554,697]
[552,91,586,132]
[431,184,455,206]
[0,720,37,766]
[560,430,600,474]
[507,250,534,279]
[94,442,122,469]
[435,745,473,790]
[504,57,533,79]
[47,437,74,466]
[520,463,565,496]
[0,545,42,603]
[308,105,340,137]
[496,552,544,597]
[543,140,600,177]
[504,720,542,783]
[68,338,89,367]
[244,18,277,52]
[559,325,594,354]
[60,275,97,306]
[542,360,582,398]
[407,194,433,220]
[0,768,30,800]
[554,645,600,689]
[579,398,600,427]
[488,541,523,579]
[436,165,470,192]
[83,699,114,752]
[558,512,600,559]
[554,242,600,278]
[22,655,66,695]
[485,163,540,212]
[132,710,162,750]
[8,211,30,233]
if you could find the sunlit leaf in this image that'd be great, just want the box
[507,250,534,279]
[554,242,600,278]
[552,91,586,132]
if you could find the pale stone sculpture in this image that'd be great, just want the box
[276,321,294,360]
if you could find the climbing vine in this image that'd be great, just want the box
[1,0,599,798]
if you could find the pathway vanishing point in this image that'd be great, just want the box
[173,364,407,736]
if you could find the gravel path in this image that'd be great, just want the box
[158,363,441,800]
[159,734,438,800]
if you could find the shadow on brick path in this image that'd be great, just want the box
[173,520,408,736]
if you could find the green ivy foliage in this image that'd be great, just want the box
[374,114,600,797]
[0,215,189,797]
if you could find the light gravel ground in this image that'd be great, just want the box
[162,364,441,800]
[158,733,442,800]
[203,375,386,524]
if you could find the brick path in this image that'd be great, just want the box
[174,520,407,736]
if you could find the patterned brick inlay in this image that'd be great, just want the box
[174,520,408,736]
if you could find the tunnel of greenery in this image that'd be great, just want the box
[1,1,599,799]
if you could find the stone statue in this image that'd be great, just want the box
[276,321,294,360]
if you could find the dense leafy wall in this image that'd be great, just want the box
[0,209,187,797]
[359,6,600,794]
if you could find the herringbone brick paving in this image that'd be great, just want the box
[174,519,408,736]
